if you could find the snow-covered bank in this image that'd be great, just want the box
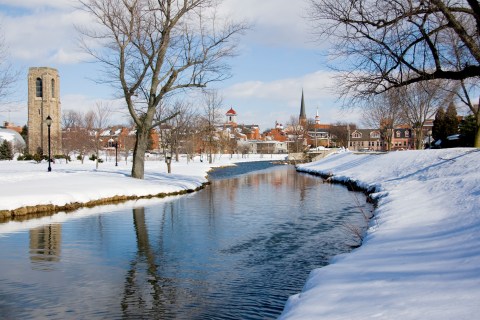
[0,154,286,218]
[280,149,480,320]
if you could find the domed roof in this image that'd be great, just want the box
[226,107,237,115]
[0,128,26,149]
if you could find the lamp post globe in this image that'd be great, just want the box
[427,130,432,149]
[46,115,52,172]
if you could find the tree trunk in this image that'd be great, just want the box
[95,149,99,169]
[475,114,480,148]
[415,128,423,150]
[131,128,149,179]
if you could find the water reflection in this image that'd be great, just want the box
[0,164,371,320]
[30,224,62,266]
[115,165,370,319]
[122,207,175,318]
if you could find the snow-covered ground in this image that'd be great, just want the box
[0,154,286,213]
[280,148,480,320]
[1,149,479,319]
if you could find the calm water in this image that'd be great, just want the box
[0,163,372,319]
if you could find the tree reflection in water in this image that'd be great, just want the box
[0,164,371,320]
[122,207,173,318]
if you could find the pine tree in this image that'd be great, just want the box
[0,140,13,160]
[432,107,446,141]
[444,102,459,137]
[459,114,477,147]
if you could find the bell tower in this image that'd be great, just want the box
[225,107,237,124]
[27,67,62,155]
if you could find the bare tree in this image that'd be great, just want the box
[286,115,307,153]
[78,0,248,178]
[362,91,404,151]
[0,30,19,108]
[181,112,201,163]
[237,141,251,158]
[156,99,198,172]
[171,101,197,159]
[398,81,451,149]
[156,102,175,172]
[62,110,88,161]
[201,90,223,164]
[329,122,357,148]
[446,30,480,147]
[85,102,112,169]
[310,0,480,148]
[441,78,480,146]
[309,0,480,98]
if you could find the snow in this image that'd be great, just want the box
[280,148,480,320]
[0,128,26,148]
[1,149,479,319]
[0,154,285,212]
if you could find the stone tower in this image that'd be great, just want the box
[27,67,62,155]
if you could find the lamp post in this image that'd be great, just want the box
[46,115,52,172]
[114,140,118,166]
[427,130,432,149]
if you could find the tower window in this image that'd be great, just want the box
[36,78,43,97]
[51,79,55,98]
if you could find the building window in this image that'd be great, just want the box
[396,131,401,138]
[51,79,55,98]
[36,78,43,97]
[405,130,409,137]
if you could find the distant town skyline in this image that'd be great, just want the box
[0,0,362,131]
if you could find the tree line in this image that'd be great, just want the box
[308,0,480,148]
[2,0,479,173]
[57,91,245,172]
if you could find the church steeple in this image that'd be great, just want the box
[299,89,307,126]
[315,107,320,124]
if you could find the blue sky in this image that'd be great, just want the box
[0,0,361,130]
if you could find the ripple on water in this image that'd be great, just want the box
[0,163,372,319]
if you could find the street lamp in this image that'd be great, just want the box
[46,115,52,172]
[427,130,432,149]
[114,140,118,166]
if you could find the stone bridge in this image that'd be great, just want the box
[287,149,339,163]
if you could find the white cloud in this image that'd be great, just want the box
[50,48,90,65]
[62,94,131,125]
[224,70,337,103]
[220,0,314,48]
[0,2,92,64]
[219,70,362,129]
[0,0,74,10]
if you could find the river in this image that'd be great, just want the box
[0,162,372,319]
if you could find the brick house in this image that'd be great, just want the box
[348,129,384,151]
[391,127,414,150]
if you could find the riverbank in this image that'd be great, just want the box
[280,148,480,320]
[0,154,286,220]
